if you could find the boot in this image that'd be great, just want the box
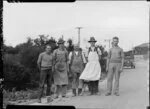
[95,85,101,95]
[114,92,120,96]
[72,89,76,96]
[90,81,94,95]
[78,88,82,96]
[47,96,53,103]
[105,92,111,96]
[46,88,52,96]
[37,98,41,103]
[94,81,99,94]
[88,82,91,92]
[92,83,96,95]
[38,88,43,101]
[91,86,94,95]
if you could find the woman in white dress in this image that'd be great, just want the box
[79,37,102,95]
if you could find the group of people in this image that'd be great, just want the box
[37,36,124,103]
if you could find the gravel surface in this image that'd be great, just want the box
[13,60,149,109]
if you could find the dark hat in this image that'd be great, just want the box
[88,37,97,42]
[57,38,65,44]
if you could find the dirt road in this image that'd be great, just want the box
[30,60,149,109]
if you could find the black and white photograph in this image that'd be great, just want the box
[2,1,149,109]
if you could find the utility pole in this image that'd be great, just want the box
[62,35,64,39]
[76,27,83,47]
[104,39,111,49]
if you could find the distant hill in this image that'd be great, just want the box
[134,42,149,55]
[135,42,149,48]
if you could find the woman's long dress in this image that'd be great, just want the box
[79,50,101,81]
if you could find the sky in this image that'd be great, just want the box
[3,1,149,51]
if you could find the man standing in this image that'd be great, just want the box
[37,45,54,103]
[69,44,86,96]
[106,37,124,96]
[80,37,102,95]
[53,38,69,100]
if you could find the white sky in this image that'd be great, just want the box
[3,1,149,51]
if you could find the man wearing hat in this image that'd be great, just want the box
[53,38,69,100]
[69,44,86,96]
[80,37,102,95]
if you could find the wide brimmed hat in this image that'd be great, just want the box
[88,37,97,42]
[57,38,65,44]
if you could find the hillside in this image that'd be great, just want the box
[134,42,149,55]
[135,42,149,48]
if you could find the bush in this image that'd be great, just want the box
[3,54,30,90]
[19,46,43,84]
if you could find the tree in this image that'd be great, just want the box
[3,45,19,55]
[97,45,108,72]
[15,37,34,53]
[3,35,58,90]
[45,37,58,51]
[19,36,57,87]
[66,38,74,53]
[33,35,48,47]
[3,53,30,90]
[3,37,36,90]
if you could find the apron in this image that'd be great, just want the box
[71,51,84,73]
[79,51,101,81]
[53,49,68,85]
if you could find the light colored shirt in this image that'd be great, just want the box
[69,51,87,64]
[90,46,102,55]
[85,46,102,57]
[37,52,53,69]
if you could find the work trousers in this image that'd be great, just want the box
[56,85,67,96]
[88,80,99,94]
[38,68,53,99]
[107,62,121,93]
[72,73,83,89]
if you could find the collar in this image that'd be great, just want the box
[113,45,119,48]
[45,52,51,55]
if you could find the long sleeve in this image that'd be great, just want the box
[37,53,42,65]
[69,52,72,64]
[52,53,55,66]
[97,48,102,56]
[82,52,87,63]
[66,50,69,64]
